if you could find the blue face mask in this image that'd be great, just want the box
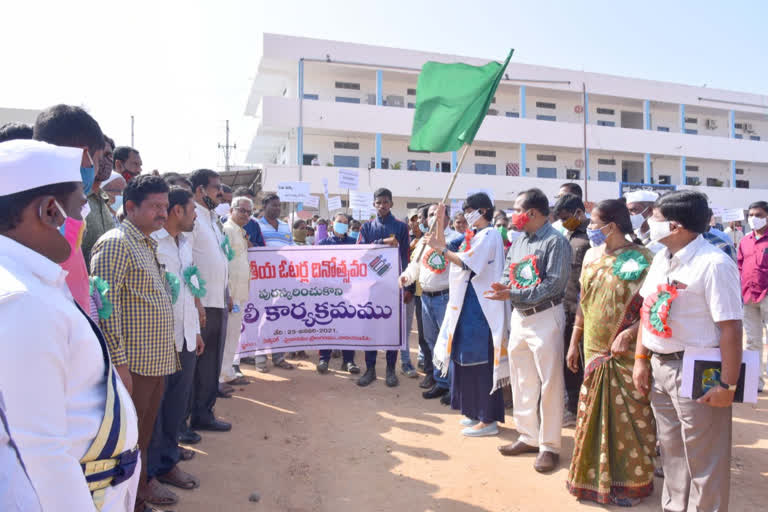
[80,166,95,195]
[334,221,349,235]
[419,223,429,233]
[586,225,608,246]
[111,195,123,213]
[349,231,359,240]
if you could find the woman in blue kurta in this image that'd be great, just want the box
[427,193,509,436]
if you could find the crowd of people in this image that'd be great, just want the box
[0,105,760,512]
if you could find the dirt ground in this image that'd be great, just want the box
[175,338,768,512]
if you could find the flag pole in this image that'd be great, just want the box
[413,143,471,261]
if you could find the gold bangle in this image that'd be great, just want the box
[635,353,650,360]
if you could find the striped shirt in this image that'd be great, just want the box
[502,222,572,310]
[259,217,293,247]
[90,219,177,376]
[702,230,737,261]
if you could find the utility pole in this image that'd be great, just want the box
[218,120,236,172]
[130,115,135,147]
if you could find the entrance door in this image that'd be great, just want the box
[620,111,643,129]
[441,161,451,173]
[622,160,644,183]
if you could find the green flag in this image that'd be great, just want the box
[409,49,513,153]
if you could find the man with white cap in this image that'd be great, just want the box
[0,139,140,511]
[625,189,661,252]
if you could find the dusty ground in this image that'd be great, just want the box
[175,339,768,512]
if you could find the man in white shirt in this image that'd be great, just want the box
[400,203,464,401]
[633,190,743,512]
[220,196,255,385]
[188,169,232,432]
[0,392,42,512]
[0,139,139,511]
[147,185,205,505]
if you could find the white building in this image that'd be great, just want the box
[245,33,768,216]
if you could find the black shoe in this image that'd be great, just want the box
[385,368,399,387]
[417,359,425,370]
[178,429,201,444]
[440,393,451,406]
[191,419,232,432]
[422,385,449,399]
[240,356,256,365]
[357,368,376,387]
[342,361,361,374]
[419,374,436,389]
[317,360,329,374]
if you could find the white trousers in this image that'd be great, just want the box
[219,309,243,383]
[507,304,565,454]
[743,297,768,386]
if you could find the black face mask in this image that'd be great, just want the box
[202,195,216,210]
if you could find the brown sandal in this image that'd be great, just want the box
[143,478,179,506]
[179,447,195,461]
[157,466,200,490]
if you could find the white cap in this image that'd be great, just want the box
[624,190,659,204]
[102,171,126,187]
[0,139,82,196]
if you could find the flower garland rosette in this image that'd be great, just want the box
[221,234,235,261]
[509,255,541,289]
[183,265,207,298]
[458,230,474,253]
[640,283,678,338]
[612,250,649,281]
[88,276,113,320]
[422,249,447,274]
[165,272,181,305]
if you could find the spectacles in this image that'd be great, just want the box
[235,207,253,215]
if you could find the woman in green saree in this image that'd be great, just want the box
[566,199,656,507]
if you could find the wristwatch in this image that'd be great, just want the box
[440,247,448,256]
[718,380,736,392]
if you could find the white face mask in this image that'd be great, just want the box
[630,212,645,230]
[749,216,767,231]
[305,236,315,245]
[464,209,482,228]
[507,229,522,243]
[648,218,672,243]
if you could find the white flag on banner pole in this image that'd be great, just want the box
[327,196,343,211]
[338,169,359,190]
[303,195,320,208]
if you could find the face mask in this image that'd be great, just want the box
[562,215,581,232]
[749,216,767,231]
[464,209,482,228]
[349,231,359,240]
[80,166,95,195]
[334,222,349,235]
[111,195,123,213]
[630,212,645,230]
[54,200,86,248]
[419,223,429,233]
[648,219,672,243]
[586,225,609,246]
[306,236,315,245]
[497,225,508,241]
[511,210,531,231]
[507,229,522,243]
[81,202,91,219]
[214,203,230,218]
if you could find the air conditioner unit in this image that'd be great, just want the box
[705,119,717,130]
[386,95,404,107]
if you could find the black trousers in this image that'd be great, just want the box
[148,344,197,478]
[191,307,225,425]
[563,311,584,414]
[414,296,430,372]
[319,350,355,363]
[364,350,397,370]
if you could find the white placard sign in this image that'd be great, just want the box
[449,200,462,218]
[711,206,725,218]
[321,177,329,200]
[338,169,359,190]
[327,196,343,212]
[721,208,745,222]
[276,182,310,203]
[349,190,372,211]
[303,195,320,208]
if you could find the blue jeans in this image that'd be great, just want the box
[422,291,450,389]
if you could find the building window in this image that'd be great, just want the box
[536,101,556,109]
[685,176,701,186]
[491,96,496,104]
[566,169,580,180]
[536,154,556,162]
[657,126,670,132]
[475,150,496,157]
[706,178,724,187]
[685,117,698,124]
[658,175,671,184]
[536,167,557,179]
[407,88,417,96]
[302,154,318,165]
[369,157,389,169]
[596,108,615,115]
[751,135,761,141]
[333,155,360,167]
[487,109,498,116]
[685,165,699,172]
[736,168,744,175]
[474,163,497,175]
[597,158,616,166]
[597,120,615,127]
[735,123,744,129]
[335,81,360,90]
[334,141,360,150]
[335,96,361,104]
[736,180,750,188]
[303,93,319,100]
[407,102,415,109]
[536,115,556,121]
[506,112,520,118]
[735,134,743,139]
[685,128,698,135]
[407,160,431,171]
[598,171,616,182]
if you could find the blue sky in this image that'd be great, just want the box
[1,0,765,171]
